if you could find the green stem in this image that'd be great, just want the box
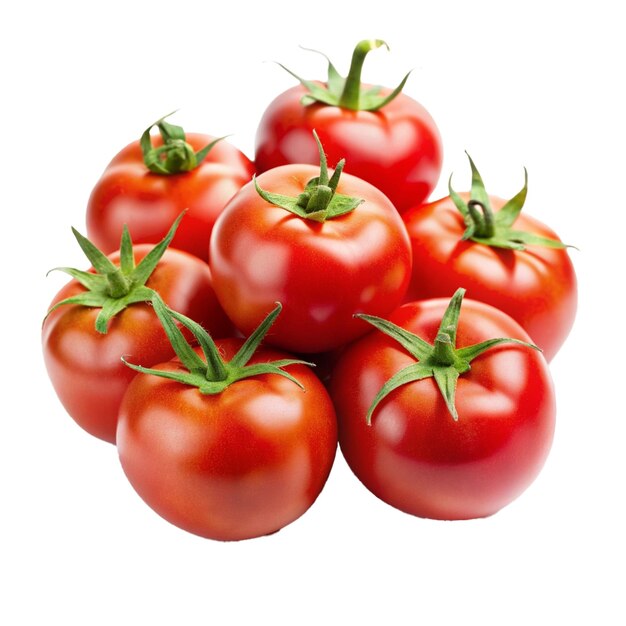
[339,39,387,110]
[254,130,363,221]
[305,185,333,213]
[467,200,495,238]
[431,333,456,366]
[105,270,131,298]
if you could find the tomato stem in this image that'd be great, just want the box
[357,288,539,423]
[467,200,495,238]
[254,131,363,221]
[140,112,224,175]
[339,40,385,109]
[449,153,572,250]
[105,270,131,298]
[277,39,409,112]
[431,333,457,366]
[123,296,313,395]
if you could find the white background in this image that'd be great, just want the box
[2,1,624,624]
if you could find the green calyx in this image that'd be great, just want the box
[254,130,363,222]
[449,153,572,251]
[140,111,224,175]
[45,212,185,334]
[123,295,311,395]
[357,288,540,424]
[279,39,410,112]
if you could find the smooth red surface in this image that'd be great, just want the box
[403,193,577,361]
[42,247,233,443]
[255,85,442,212]
[331,298,556,520]
[117,341,338,541]
[209,164,413,353]
[86,133,254,260]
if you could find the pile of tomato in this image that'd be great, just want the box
[42,40,577,541]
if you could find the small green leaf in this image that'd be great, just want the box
[299,46,345,97]
[356,313,432,361]
[44,292,108,320]
[505,230,570,250]
[194,136,227,166]
[436,288,465,346]
[71,227,118,275]
[365,363,432,425]
[360,70,412,112]
[119,226,135,274]
[466,152,492,212]
[432,367,461,421]
[47,267,107,292]
[151,293,207,373]
[230,303,283,368]
[456,337,540,362]
[131,210,186,286]
[166,306,228,382]
[495,168,528,228]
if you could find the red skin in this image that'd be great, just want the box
[117,341,338,541]
[255,85,443,212]
[209,164,413,353]
[331,298,556,521]
[42,247,233,444]
[403,193,577,361]
[86,134,254,260]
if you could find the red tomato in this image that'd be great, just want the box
[42,247,232,443]
[403,192,577,361]
[86,132,254,260]
[209,164,413,353]
[255,85,442,213]
[331,296,556,521]
[117,340,337,541]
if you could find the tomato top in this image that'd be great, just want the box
[86,114,254,260]
[255,40,442,211]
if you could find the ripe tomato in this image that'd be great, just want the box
[255,40,442,212]
[117,300,338,541]
[86,116,254,261]
[403,159,577,361]
[43,245,232,444]
[209,157,412,353]
[331,293,556,521]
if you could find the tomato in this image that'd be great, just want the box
[86,115,254,261]
[255,40,442,212]
[403,158,577,361]
[43,231,232,444]
[209,138,412,353]
[117,298,337,541]
[330,291,556,521]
